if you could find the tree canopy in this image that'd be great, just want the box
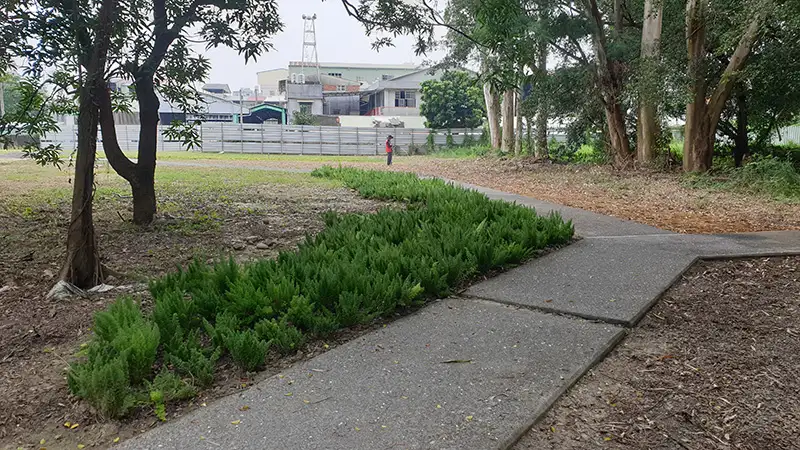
[420,71,485,129]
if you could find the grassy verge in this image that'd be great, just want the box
[67,167,574,419]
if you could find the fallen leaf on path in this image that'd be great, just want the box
[441,359,472,364]
[231,420,241,425]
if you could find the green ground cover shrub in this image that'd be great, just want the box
[68,168,573,418]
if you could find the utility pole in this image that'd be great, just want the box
[0,82,5,116]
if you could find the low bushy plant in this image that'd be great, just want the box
[225,329,269,372]
[72,168,573,416]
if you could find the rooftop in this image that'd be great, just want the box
[288,61,418,70]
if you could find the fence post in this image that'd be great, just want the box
[240,121,244,153]
[300,125,305,155]
[124,125,130,152]
[199,123,204,153]
[337,125,341,156]
[356,127,360,156]
[260,124,264,154]
[280,124,284,154]
[374,128,378,156]
[319,125,323,155]
[220,122,225,152]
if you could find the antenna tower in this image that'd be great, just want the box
[300,14,320,83]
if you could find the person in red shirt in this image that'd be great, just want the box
[385,134,393,166]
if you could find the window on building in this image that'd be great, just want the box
[269,90,275,96]
[382,74,393,80]
[356,76,364,82]
[299,102,313,114]
[328,72,343,78]
[336,85,346,92]
[394,90,416,107]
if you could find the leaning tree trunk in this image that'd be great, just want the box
[60,0,116,288]
[684,0,764,172]
[501,89,515,153]
[636,0,663,165]
[584,0,632,166]
[484,83,501,149]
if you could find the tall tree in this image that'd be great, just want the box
[581,0,632,166]
[683,0,767,172]
[98,0,282,225]
[636,0,663,164]
[420,71,485,129]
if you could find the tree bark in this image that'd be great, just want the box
[684,2,764,172]
[501,88,515,153]
[60,0,116,288]
[733,91,749,167]
[636,0,663,165]
[483,82,501,150]
[514,90,523,156]
[583,0,632,166]
[535,41,549,159]
[99,72,160,225]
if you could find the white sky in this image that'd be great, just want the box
[192,0,446,91]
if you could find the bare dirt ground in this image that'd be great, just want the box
[175,155,800,234]
[0,160,385,449]
[516,256,800,450]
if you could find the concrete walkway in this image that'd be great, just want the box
[33,161,785,449]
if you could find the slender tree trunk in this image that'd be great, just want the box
[583,0,632,166]
[636,0,663,165]
[733,92,749,167]
[535,41,549,159]
[484,82,501,149]
[60,0,116,288]
[514,90,523,156]
[684,1,764,172]
[132,78,159,225]
[501,89,515,153]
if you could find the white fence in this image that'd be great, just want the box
[42,123,483,155]
[773,125,800,145]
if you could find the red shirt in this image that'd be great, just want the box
[385,139,393,153]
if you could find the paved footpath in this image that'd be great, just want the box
[93,171,796,449]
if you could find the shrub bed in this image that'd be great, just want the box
[68,168,574,418]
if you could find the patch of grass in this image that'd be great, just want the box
[68,168,573,419]
[685,157,800,203]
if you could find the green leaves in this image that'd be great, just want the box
[420,71,485,129]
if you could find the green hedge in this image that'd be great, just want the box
[68,168,573,418]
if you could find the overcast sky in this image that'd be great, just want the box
[193,1,445,91]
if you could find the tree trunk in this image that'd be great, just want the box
[514,90,522,156]
[535,41,549,159]
[583,0,631,166]
[132,77,160,225]
[484,82,501,150]
[733,92,749,167]
[636,0,663,165]
[684,1,764,172]
[98,75,160,225]
[60,0,116,288]
[501,89,515,153]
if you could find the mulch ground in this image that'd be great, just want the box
[194,156,800,234]
[516,256,800,450]
[0,162,385,449]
